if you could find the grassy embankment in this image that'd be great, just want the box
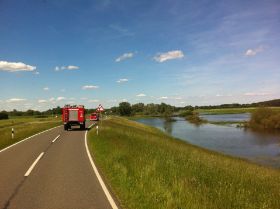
[88,117,280,209]
[0,116,61,150]
[197,107,280,115]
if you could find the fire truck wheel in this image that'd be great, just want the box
[80,123,85,130]
[64,124,68,131]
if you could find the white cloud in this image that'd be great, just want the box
[57,97,66,101]
[245,46,263,56]
[80,97,88,100]
[43,87,49,91]
[6,98,27,102]
[33,71,40,75]
[0,61,36,72]
[159,96,168,99]
[174,97,182,100]
[136,93,146,97]
[49,97,55,102]
[88,99,99,103]
[244,92,270,96]
[38,99,47,103]
[82,85,99,90]
[154,50,184,62]
[55,65,79,71]
[117,78,129,83]
[115,52,134,62]
[67,65,79,70]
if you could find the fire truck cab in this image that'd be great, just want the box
[62,105,86,130]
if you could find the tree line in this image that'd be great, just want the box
[110,102,181,117]
[1,98,279,120]
[0,106,63,120]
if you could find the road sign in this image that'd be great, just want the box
[97,104,105,112]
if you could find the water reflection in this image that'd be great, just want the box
[136,116,280,168]
[200,113,250,122]
[163,119,173,134]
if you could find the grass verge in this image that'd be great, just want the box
[88,117,280,209]
[197,107,280,115]
[0,116,60,150]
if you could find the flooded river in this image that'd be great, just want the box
[135,115,280,168]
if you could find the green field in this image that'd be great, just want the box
[0,116,61,150]
[88,117,280,209]
[197,107,280,115]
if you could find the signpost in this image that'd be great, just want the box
[95,104,105,135]
[96,104,105,120]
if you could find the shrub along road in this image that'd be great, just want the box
[0,122,117,209]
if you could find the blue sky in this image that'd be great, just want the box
[0,0,280,110]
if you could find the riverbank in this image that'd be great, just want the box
[197,107,280,115]
[88,116,280,209]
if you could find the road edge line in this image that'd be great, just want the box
[24,152,45,177]
[84,124,119,209]
[0,125,62,154]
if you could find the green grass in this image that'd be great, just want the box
[0,116,61,150]
[124,115,156,120]
[197,107,280,115]
[88,117,280,209]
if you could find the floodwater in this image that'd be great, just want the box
[200,113,250,122]
[135,115,280,168]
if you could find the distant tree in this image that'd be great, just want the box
[119,102,132,116]
[11,109,23,116]
[0,111,8,120]
[52,106,62,115]
[184,105,194,111]
[111,106,119,115]
[144,103,158,115]
[132,103,145,113]
[163,106,173,118]
[26,109,34,116]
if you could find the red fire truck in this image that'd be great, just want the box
[89,112,99,121]
[62,105,86,130]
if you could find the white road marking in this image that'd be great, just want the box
[84,125,119,209]
[0,125,62,154]
[52,134,60,143]
[24,152,44,177]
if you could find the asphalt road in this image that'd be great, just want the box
[0,122,117,209]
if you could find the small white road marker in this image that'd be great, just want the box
[52,134,60,143]
[24,152,44,177]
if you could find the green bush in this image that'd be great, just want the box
[249,107,280,129]
[179,110,193,117]
[186,111,207,125]
[119,102,132,116]
[0,112,9,120]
